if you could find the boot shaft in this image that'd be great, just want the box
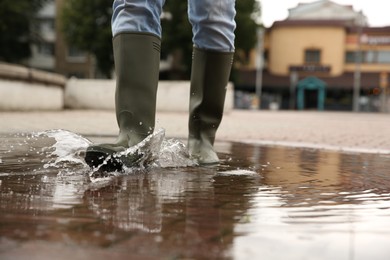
[113,33,161,144]
[188,48,234,164]
[189,48,234,143]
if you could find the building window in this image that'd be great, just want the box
[377,51,390,64]
[38,42,55,56]
[263,50,269,67]
[345,51,390,64]
[46,19,55,30]
[67,46,87,62]
[305,49,321,64]
[345,51,356,63]
[364,51,377,63]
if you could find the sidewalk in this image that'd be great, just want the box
[1,110,389,154]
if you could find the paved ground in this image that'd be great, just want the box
[1,109,389,154]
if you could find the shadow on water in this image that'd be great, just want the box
[1,129,390,259]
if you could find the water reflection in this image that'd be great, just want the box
[0,132,390,259]
[229,143,390,259]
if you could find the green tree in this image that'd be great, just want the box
[61,0,113,78]
[0,0,48,63]
[162,0,260,78]
[235,0,261,59]
[161,1,193,79]
[61,0,260,79]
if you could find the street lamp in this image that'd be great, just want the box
[352,11,364,112]
[255,28,264,109]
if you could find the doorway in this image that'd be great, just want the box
[296,76,326,111]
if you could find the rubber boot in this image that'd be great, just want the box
[188,48,234,165]
[85,33,161,171]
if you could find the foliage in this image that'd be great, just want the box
[61,0,113,78]
[161,1,193,78]
[61,0,260,79]
[162,0,261,78]
[235,0,261,57]
[0,0,48,63]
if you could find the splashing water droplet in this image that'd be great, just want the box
[39,129,92,169]
[158,138,197,168]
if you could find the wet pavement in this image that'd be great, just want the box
[1,130,390,259]
[1,110,390,154]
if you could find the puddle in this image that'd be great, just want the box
[1,130,390,259]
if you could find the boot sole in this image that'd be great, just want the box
[84,149,124,172]
[85,146,143,174]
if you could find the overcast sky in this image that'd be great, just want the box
[260,0,390,27]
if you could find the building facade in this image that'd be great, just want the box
[24,0,95,78]
[24,0,56,72]
[236,0,390,112]
[55,0,95,78]
[27,0,172,79]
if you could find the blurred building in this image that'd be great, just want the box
[55,0,95,78]
[24,0,56,72]
[27,0,171,79]
[25,0,95,78]
[236,0,390,112]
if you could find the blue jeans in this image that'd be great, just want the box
[112,0,236,52]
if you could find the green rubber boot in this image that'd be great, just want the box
[188,48,234,165]
[85,33,161,171]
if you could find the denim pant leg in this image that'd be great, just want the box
[111,0,165,38]
[188,0,236,52]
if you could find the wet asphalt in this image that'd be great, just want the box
[1,110,390,259]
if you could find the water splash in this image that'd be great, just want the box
[40,129,91,169]
[123,128,197,169]
[159,138,197,168]
[91,128,196,175]
[0,128,196,178]
[122,128,166,170]
[0,132,57,175]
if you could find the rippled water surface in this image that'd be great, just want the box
[1,130,390,259]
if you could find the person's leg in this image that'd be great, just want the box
[85,0,164,170]
[188,0,236,52]
[187,0,236,164]
[111,0,164,38]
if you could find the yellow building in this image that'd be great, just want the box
[236,0,390,112]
